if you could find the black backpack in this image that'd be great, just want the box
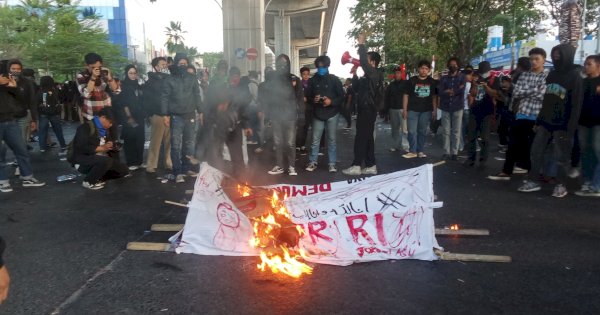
[66,120,96,165]
[369,70,385,111]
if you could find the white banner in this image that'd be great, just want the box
[174,163,442,265]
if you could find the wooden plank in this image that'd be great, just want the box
[435,250,511,263]
[435,228,490,236]
[126,242,173,252]
[432,161,446,167]
[151,224,184,232]
[164,200,188,208]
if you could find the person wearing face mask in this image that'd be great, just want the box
[161,54,203,183]
[143,57,172,174]
[304,55,344,173]
[518,44,583,197]
[465,61,498,166]
[438,57,466,161]
[259,54,304,176]
[6,60,37,149]
[117,65,145,170]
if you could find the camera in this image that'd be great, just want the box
[318,96,326,103]
[112,141,123,151]
[101,69,109,77]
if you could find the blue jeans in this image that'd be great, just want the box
[170,114,196,176]
[0,120,34,182]
[407,111,431,153]
[38,114,66,151]
[579,125,600,190]
[271,120,297,168]
[441,109,463,155]
[389,108,406,150]
[309,114,338,165]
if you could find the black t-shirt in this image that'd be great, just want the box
[406,76,437,112]
[471,77,497,118]
[579,76,600,127]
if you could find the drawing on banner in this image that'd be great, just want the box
[213,202,243,251]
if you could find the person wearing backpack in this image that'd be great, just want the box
[71,107,129,190]
[343,33,384,176]
[37,76,67,154]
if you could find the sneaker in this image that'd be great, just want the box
[552,184,568,198]
[186,170,198,177]
[58,149,67,156]
[39,149,46,153]
[82,181,103,190]
[342,165,362,176]
[0,183,13,193]
[403,152,418,159]
[568,167,580,179]
[22,177,45,187]
[362,165,378,175]
[128,165,140,171]
[518,180,541,193]
[176,174,185,183]
[254,147,264,154]
[305,162,317,172]
[488,172,510,181]
[288,166,297,176]
[513,166,528,174]
[575,188,600,197]
[417,152,427,158]
[328,165,337,173]
[268,166,285,175]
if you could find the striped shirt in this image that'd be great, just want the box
[77,71,112,120]
[512,70,548,119]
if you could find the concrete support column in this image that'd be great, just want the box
[274,10,291,57]
[222,0,265,77]
[291,47,300,75]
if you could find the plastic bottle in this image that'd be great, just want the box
[56,174,77,182]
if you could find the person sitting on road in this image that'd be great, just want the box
[72,107,129,190]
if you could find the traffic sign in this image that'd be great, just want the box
[234,48,246,59]
[246,47,258,60]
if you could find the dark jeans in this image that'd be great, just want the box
[467,114,492,162]
[528,126,572,184]
[76,154,129,184]
[170,114,196,176]
[497,107,513,146]
[341,101,352,128]
[352,109,377,167]
[0,120,34,182]
[122,123,145,166]
[502,119,535,174]
[38,114,66,150]
[296,109,313,148]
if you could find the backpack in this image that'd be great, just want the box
[369,70,385,111]
[66,120,96,165]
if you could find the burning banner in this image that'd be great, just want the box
[173,163,442,271]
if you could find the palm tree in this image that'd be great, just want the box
[164,21,186,47]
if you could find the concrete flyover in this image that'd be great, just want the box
[222,0,340,76]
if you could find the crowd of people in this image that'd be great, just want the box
[0,38,599,199]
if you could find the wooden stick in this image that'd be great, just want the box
[432,161,446,167]
[185,190,193,195]
[151,224,184,232]
[435,250,511,263]
[435,228,490,236]
[164,200,188,208]
[126,242,173,252]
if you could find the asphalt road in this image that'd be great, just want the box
[0,119,599,315]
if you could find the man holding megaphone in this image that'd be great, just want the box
[342,33,384,176]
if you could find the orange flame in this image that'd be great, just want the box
[249,190,313,278]
[237,184,251,197]
[450,224,459,230]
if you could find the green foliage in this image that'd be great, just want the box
[537,0,600,36]
[0,0,125,81]
[199,52,224,72]
[350,0,544,70]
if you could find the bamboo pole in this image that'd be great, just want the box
[435,250,511,263]
[151,224,184,232]
[126,242,173,252]
[164,200,188,208]
[435,228,489,236]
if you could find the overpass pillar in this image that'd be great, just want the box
[222,0,265,77]
[274,10,291,58]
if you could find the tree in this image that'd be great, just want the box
[200,51,224,72]
[0,0,125,81]
[538,0,600,37]
[164,21,187,54]
[350,0,543,69]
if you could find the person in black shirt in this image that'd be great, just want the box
[402,60,437,158]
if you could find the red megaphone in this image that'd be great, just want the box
[341,51,361,72]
